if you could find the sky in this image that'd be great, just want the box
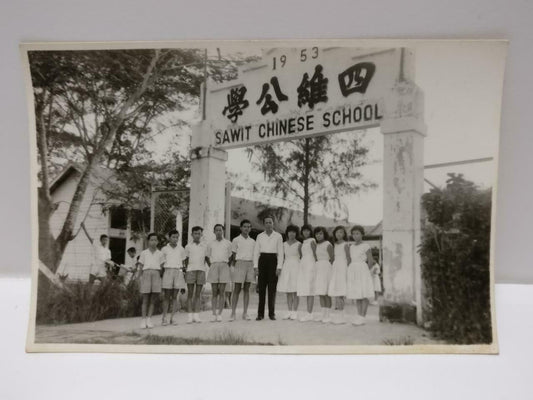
[149,42,506,226]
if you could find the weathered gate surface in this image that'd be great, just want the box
[188,47,426,323]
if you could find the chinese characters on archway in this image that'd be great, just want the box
[221,62,376,122]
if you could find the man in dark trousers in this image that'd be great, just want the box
[253,215,284,320]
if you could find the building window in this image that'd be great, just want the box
[110,206,128,230]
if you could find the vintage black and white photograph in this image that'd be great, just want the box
[23,40,506,353]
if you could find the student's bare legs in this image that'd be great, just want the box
[187,284,195,313]
[356,299,363,315]
[148,293,158,318]
[292,293,299,311]
[194,284,203,313]
[360,298,369,316]
[242,282,251,317]
[141,294,150,318]
[286,293,293,311]
[218,283,227,315]
[211,283,218,317]
[169,289,178,323]
[231,283,242,318]
[307,296,314,313]
[162,289,171,322]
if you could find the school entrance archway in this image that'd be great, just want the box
[188,47,426,324]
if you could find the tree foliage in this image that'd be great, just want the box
[421,173,492,344]
[245,133,375,224]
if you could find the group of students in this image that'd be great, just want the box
[278,223,381,325]
[130,215,381,329]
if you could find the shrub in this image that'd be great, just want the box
[420,174,492,344]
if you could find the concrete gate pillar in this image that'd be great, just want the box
[188,122,228,243]
[379,80,426,324]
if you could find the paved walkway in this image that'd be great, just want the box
[36,302,438,346]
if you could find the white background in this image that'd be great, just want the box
[1,1,532,399]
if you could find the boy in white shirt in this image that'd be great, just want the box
[230,219,256,321]
[184,226,209,323]
[138,233,165,329]
[89,234,114,284]
[161,229,186,325]
[206,224,233,322]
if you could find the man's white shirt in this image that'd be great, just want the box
[253,230,284,269]
[232,234,255,261]
[162,243,186,269]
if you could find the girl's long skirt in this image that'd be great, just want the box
[314,260,332,296]
[277,257,300,293]
[327,259,347,297]
[296,255,316,296]
[346,261,375,300]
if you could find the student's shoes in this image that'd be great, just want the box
[229,315,235,322]
[193,313,202,323]
[243,314,251,321]
[170,318,177,325]
[332,314,346,325]
[140,318,147,329]
[216,315,222,322]
[256,316,264,321]
[300,313,313,322]
[162,318,168,326]
[282,312,291,320]
[187,314,194,324]
[322,316,331,324]
[289,311,298,320]
[314,313,324,322]
[352,315,364,326]
[269,315,276,321]
[211,314,218,322]
[146,318,154,328]
[369,300,379,306]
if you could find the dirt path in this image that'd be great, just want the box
[36,302,438,346]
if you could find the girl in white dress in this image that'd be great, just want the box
[313,227,333,323]
[297,224,317,322]
[277,225,301,320]
[328,226,351,324]
[347,225,376,325]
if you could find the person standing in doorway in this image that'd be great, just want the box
[253,215,284,320]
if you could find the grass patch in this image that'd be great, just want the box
[382,336,414,346]
[143,331,275,346]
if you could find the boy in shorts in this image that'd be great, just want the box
[161,229,186,325]
[184,226,209,323]
[138,233,164,329]
[206,224,232,322]
[230,219,256,321]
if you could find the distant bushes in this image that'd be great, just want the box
[36,275,214,325]
[36,277,143,324]
[421,174,492,344]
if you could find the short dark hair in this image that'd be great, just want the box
[240,219,251,227]
[127,247,136,253]
[332,226,347,242]
[285,224,299,236]
[100,234,108,241]
[213,224,224,231]
[313,226,329,241]
[168,229,179,237]
[191,226,203,233]
[263,215,274,223]
[147,232,158,241]
[301,224,313,236]
[351,225,365,236]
